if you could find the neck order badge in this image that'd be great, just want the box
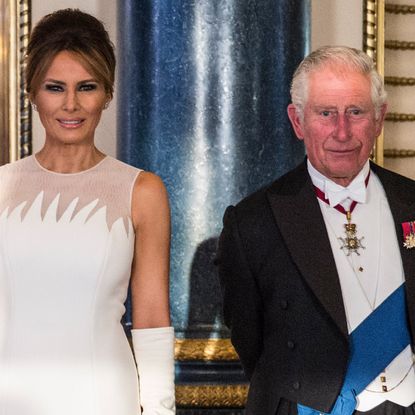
[314,173,370,256]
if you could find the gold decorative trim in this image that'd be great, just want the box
[1,0,31,165]
[0,0,15,164]
[386,112,415,122]
[175,384,248,407]
[385,76,415,86]
[385,4,415,14]
[363,0,385,166]
[364,0,379,62]
[8,0,19,162]
[384,149,415,158]
[19,0,32,159]
[385,40,415,50]
[175,338,238,361]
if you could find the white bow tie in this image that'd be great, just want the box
[324,176,367,208]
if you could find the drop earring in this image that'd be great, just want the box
[31,102,38,112]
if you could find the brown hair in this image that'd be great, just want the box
[26,8,116,99]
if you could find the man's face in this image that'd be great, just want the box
[287,66,386,187]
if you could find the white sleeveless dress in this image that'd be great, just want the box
[0,156,142,415]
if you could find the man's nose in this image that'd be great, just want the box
[333,114,351,141]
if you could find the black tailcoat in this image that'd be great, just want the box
[217,161,415,415]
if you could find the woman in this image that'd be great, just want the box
[0,9,175,415]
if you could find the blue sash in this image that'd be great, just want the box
[298,284,411,415]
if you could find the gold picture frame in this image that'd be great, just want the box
[0,0,31,166]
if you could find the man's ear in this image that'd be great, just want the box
[287,104,304,140]
[375,103,388,137]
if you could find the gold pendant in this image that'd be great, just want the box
[339,211,365,256]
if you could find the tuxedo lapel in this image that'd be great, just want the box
[266,163,349,338]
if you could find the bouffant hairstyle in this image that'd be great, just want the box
[26,8,116,99]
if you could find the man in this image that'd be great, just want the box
[217,46,415,415]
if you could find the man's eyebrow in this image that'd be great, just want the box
[313,105,337,110]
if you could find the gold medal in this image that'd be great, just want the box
[403,234,415,249]
[339,211,365,256]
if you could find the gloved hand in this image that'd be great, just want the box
[131,327,175,414]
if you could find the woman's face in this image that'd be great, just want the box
[33,50,108,146]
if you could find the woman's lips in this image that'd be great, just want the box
[57,119,84,128]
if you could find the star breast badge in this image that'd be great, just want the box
[402,221,415,249]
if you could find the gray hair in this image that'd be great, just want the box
[290,46,387,120]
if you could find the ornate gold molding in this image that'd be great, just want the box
[363,0,385,166]
[1,0,31,165]
[0,0,15,164]
[385,4,415,14]
[384,149,415,158]
[385,76,415,86]
[133,338,246,407]
[364,0,382,64]
[385,40,415,50]
[175,338,238,361]
[386,112,415,122]
[19,0,31,159]
[175,384,248,407]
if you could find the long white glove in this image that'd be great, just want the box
[131,327,176,414]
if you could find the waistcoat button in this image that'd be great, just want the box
[280,300,288,309]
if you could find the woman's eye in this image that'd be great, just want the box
[45,84,63,92]
[79,83,98,91]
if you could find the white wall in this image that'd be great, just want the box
[31,0,117,157]
[31,1,364,157]
[311,0,363,50]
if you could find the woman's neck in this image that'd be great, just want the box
[35,144,106,173]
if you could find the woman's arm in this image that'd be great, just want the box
[129,171,175,414]
[130,171,171,328]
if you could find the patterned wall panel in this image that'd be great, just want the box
[365,0,415,178]
[383,1,415,178]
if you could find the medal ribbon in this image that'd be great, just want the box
[402,221,415,238]
[401,221,415,249]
